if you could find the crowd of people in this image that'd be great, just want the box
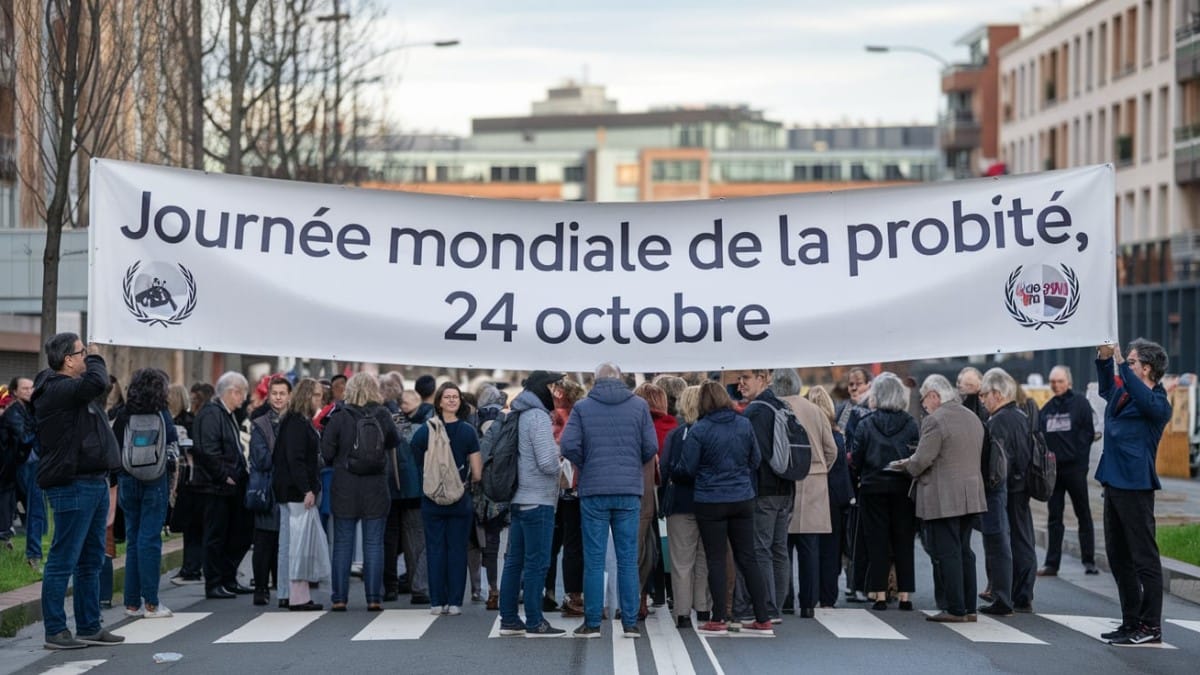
[0,332,1174,649]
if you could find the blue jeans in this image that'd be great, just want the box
[331,516,385,604]
[18,460,46,560]
[42,479,108,638]
[422,496,473,607]
[581,495,640,628]
[499,504,556,628]
[118,473,169,608]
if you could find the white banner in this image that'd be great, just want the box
[89,159,1117,371]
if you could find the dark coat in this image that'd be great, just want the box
[31,356,119,488]
[1094,358,1171,490]
[986,402,1033,494]
[850,409,919,495]
[826,429,854,508]
[1040,389,1095,471]
[675,408,761,504]
[743,389,796,499]
[560,378,658,498]
[659,424,695,516]
[320,402,398,519]
[190,398,248,495]
[273,412,321,504]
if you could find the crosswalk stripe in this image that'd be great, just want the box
[1039,614,1176,649]
[612,620,639,673]
[352,610,438,641]
[1166,619,1200,635]
[814,608,907,640]
[37,661,106,675]
[111,612,211,644]
[645,609,697,675]
[921,610,1047,644]
[214,611,326,643]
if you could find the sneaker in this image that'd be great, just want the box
[124,606,145,618]
[573,623,602,638]
[431,605,447,616]
[498,622,526,636]
[350,564,363,578]
[727,621,742,633]
[143,604,173,619]
[1101,624,1135,641]
[1110,624,1162,646]
[1084,563,1100,575]
[526,620,566,638]
[446,605,462,616]
[979,603,1014,617]
[741,621,775,636]
[76,630,125,646]
[44,630,87,650]
[697,620,728,636]
[171,574,202,586]
[622,624,641,638]
[770,616,783,624]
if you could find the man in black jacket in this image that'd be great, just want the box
[980,368,1036,614]
[31,334,124,650]
[1039,366,1098,576]
[192,371,253,599]
[734,369,795,624]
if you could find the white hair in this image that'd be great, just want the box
[594,362,623,380]
[771,368,802,397]
[215,371,248,397]
[1049,365,1072,387]
[980,368,1017,402]
[869,372,908,412]
[920,374,958,404]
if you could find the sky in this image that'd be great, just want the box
[368,0,1085,136]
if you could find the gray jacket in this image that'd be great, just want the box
[905,401,987,520]
[510,390,561,507]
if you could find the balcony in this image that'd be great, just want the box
[940,110,980,150]
[1177,131,1200,184]
[941,63,983,94]
[1179,38,1200,82]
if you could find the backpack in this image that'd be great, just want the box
[422,417,465,505]
[122,412,169,482]
[480,410,522,503]
[346,407,387,476]
[245,416,277,513]
[748,399,812,481]
[984,430,1009,491]
[1024,400,1057,501]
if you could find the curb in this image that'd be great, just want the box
[0,537,185,637]
[1032,522,1200,605]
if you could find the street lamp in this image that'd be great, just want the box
[352,75,385,183]
[865,44,950,180]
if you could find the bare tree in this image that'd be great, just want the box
[13,0,144,356]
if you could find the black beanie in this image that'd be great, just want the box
[523,370,564,411]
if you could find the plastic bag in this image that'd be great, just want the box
[288,505,331,582]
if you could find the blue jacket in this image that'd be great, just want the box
[560,378,657,498]
[659,423,695,516]
[675,408,760,504]
[1094,358,1171,490]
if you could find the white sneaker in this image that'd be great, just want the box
[431,605,447,616]
[124,607,144,618]
[446,605,462,616]
[143,604,173,619]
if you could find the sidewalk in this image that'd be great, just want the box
[1029,469,1200,605]
[0,537,185,636]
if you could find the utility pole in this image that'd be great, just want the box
[318,1,350,183]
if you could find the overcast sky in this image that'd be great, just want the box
[370,0,1084,135]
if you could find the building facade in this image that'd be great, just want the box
[942,24,1022,178]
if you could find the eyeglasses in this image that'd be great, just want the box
[67,347,87,358]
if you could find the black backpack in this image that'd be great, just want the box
[1024,401,1057,501]
[346,408,387,475]
[480,410,522,503]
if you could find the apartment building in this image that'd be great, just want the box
[942,24,1022,178]
[998,0,1200,285]
[359,82,939,202]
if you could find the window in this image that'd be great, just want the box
[1158,86,1170,157]
[490,166,503,181]
[1086,30,1094,90]
[1098,108,1108,162]
[564,165,585,182]
[1141,187,1151,239]
[1073,118,1081,166]
[812,164,842,181]
[1160,0,1172,60]
[1073,36,1082,97]
[1141,92,1152,162]
[490,166,538,182]
[1098,22,1108,85]
[793,165,809,181]
[883,164,903,180]
[1158,184,1169,235]
[1018,66,1026,119]
[850,163,871,180]
[1085,113,1094,164]
[1143,1,1154,66]
[651,160,701,182]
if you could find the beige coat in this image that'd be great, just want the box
[783,395,838,534]
[904,401,987,520]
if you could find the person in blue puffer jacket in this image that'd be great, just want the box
[1093,339,1172,646]
[673,381,774,637]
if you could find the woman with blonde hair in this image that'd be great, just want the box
[320,373,400,611]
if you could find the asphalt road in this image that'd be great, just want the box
[4,535,1199,675]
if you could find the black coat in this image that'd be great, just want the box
[987,402,1033,494]
[743,389,796,499]
[849,409,919,495]
[190,399,248,495]
[1039,389,1095,471]
[31,356,119,488]
[320,403,399,519]
[273,413,321,504]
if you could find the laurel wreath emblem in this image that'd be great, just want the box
[1004,264,1080,330]
[122,261,198,327]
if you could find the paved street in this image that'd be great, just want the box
[4,534,1199,675]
